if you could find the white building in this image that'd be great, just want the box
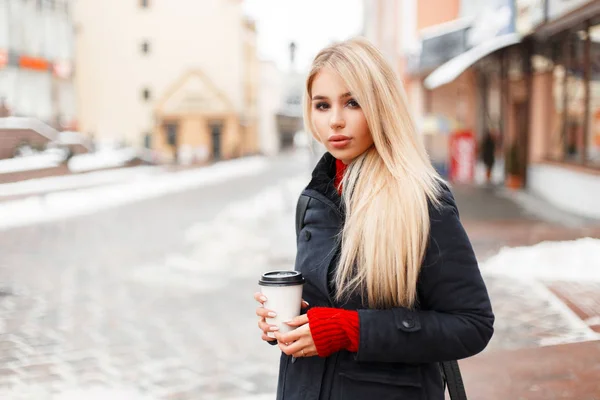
[257,59,283,156]
[0,0,76,128]
[72,0,259,161]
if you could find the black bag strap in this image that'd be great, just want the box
[295,195,467,400]
[295,195,310,237]
[441,360,468,400]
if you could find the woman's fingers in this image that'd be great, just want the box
[301,299,310,309]
[262,333,277,342]
[254,292,267,304]
[292,346,318,358]
[278,338,317,357]
[255,306,276,319]
[254,292,278,342]
[258,318,279,333]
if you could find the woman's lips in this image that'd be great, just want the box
[329,135,352,149]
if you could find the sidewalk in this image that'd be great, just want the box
[461,340,600,399]
[451,183,600,399]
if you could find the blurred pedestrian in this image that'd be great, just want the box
[481,130,496,184]
[0,97,11,117]
[254,37,494,400]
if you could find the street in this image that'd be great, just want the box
[0,150,599,399]
[0,152,311,399]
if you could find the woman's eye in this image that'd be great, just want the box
[315,102,329,110]
[346,99,360,108]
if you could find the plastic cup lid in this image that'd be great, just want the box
[258,270,305,286]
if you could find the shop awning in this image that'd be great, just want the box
[423,33,521,90]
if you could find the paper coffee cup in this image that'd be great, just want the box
[258,270,305,338]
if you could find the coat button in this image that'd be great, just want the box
[402,319,415,329]
[304,230,311,241]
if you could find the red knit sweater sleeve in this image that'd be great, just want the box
[306,307,360,357]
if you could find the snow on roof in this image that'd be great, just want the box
[0,117,58,141]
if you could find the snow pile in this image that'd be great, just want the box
[68,147,139,173]
[481,237,600,282]
[0,156,269,231]
[0,166,163,198]
[0,150,65,174]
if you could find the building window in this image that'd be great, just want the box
[588,22,600,166]
[141,41,150,54]
[140,0,149,8]
[564,29,587,162]
[142,88,151,101]
[550,58,565,161]
[548,29,587,163]
[144,132,152,148]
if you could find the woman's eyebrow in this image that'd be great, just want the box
[311,92,352,101]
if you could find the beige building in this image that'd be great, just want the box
[73,0,259,162]
[258,59,284,156]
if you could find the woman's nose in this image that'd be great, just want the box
[329,110,346,129]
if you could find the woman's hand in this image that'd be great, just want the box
[254,292,309,343]
[274,314,318,358]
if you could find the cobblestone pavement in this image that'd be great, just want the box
[0,158,599,399]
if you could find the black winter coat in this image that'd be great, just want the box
[276,153,494,400]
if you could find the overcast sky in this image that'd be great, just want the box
[243,0,364,73]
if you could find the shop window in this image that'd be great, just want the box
[564,30,586,162]
[549,45,566,160]
[549,30,587,163]
[588,23,600,166]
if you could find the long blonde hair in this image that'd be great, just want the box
[303,37,443,309]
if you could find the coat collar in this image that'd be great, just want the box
[306,152,343,210]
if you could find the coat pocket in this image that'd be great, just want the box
[337,362,422,400]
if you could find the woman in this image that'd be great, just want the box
[254,38,494,400]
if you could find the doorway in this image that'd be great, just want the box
[209,120,224,160]
[164,121,179,162]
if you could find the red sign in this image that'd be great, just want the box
[53,61,73,79]
[19,55,50,71]
[449,130,476,184]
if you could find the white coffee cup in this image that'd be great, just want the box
[258,270,305,338]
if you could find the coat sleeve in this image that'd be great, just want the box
[355,190,494,364]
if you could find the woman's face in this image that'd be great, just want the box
[310,68,373,164]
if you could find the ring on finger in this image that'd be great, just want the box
[301,349,305,357]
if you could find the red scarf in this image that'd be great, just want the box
[334,159,347,194]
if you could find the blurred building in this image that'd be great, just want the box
[258,59,283,156]
[0,0,77,129]
[364,0,600,219]
[275,42,304,150]
[364,0,513,140]
[515,0,600,218]
[73,0,259,163]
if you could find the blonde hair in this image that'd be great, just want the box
[303,37,443,309]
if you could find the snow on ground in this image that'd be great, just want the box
[0,166,166,200]
[53,387,274,400]
[130,174,307,291]
[0,156,268,232]
[0,150,65,174]
[0,165,163,198]
[68,148,139,173]
[480,237,600,282]
[0,146,144,176]
[53,387,154,400]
